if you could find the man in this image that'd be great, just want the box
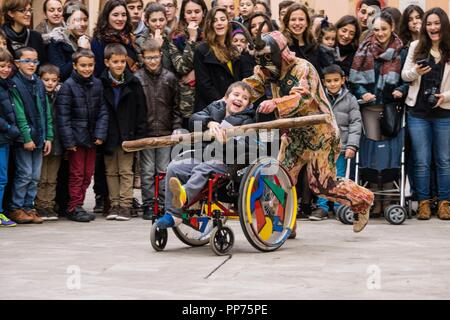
[216,0,236,20]
[356,0,381,32]
[126,0,147,37]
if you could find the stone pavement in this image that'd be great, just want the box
[1,188,450,300]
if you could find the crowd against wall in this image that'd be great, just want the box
[0,0,449,228]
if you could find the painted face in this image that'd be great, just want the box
[323,72,345,95]
[184,1,204,26]
[105,54,127,79]
[45,0,63,26]
[426,14,441,43]
[108,6,128,31]
[142,50,162,72]
[337,23,356,46]
[41,72,59,92]
[213,11,228,38]
[408,10,422,34]
[8,4,33,27]
[0,61,12,79]
[225,87,251,115]
[250,16,269,38]
[126,1,144,26]
[73,56,95,78]
[15,50,39,77]
[288,9,308,37]
[232,33,247,53]
[373,18,393,46]
[322,30,336,48]
[239,0,254,19]
[159,0,177,23]
[357,4,377,29]
[217,0,235,20]
[148,11,167,34]
[67,10,89,38]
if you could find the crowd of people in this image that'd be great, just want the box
[0,0,449,229]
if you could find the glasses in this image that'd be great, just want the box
[15,59,40,66]
[143,56,161,61]
[16,8,33,14]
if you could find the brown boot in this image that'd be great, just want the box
[353,207,370,233]
[417,200,432,220]
[27,209,44,224]
[8,208,34,224]
[437,200,450,220]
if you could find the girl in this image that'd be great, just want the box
[34,0,65,44]
[399,5,424,48]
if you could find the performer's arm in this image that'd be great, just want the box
[242,65,267,103]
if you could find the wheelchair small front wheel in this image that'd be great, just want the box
[150,223,168,251]
[210,226,234,256]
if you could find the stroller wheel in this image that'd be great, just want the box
[384,205,407,225]
[338,206,355,225]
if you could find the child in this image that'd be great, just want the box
[316,18,339,61]
[156,81,255,229]
[0,30,8,50]
[100,43,148,221]
[232,29,248,54]
[35,64,62,221]
[135,38,182,220]
[0,48,20,227]
[238,0,255,24]
[8,47,54,224]
[311,64,362,221]
[56,49,109,223]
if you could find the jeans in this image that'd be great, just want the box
[0,144,9,212]
[407,113,450,201]
[316,153,346,211]
[11,147,43,210]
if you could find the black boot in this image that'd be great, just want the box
[93,195,104,214]
[142,206,152,220]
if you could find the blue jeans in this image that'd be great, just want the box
[317,153,346,211]
[11,147,43,210]
[407,113,450,201]
[0,144,9,212]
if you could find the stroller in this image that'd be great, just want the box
[337,115,412,226]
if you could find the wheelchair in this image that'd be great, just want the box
[149,156,298,256]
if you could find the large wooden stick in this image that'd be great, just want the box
[122,114,331,152]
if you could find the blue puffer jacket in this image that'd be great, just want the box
[56,71,109,149]
[0,78,20,145]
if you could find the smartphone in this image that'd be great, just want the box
[417,59,430,68]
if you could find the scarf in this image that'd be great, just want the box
[2,24,30,52]
[108,71,125,87]
[349,33,403,91]
[336,43,355,59]
[99,27,132,46]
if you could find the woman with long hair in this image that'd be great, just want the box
[399,4,424,47]
[334,15,361,77]
[247,11,274,39]
[401,7,450,220]
[92,0,139,76]
[34,0,65,44]
[193,6,253,112]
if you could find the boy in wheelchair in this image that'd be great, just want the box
[156,81,256,229]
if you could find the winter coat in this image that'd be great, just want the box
[327,88,362,151]
[1,24,46,63]
[56,71,109,149]
[193,42,254,112]
[0,78,21,145]
[100,69,148,154]
[135,67,182,137]
[288,39,335,77]
[47,27,80,81]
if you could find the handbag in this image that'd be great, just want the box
[379,102,403,138]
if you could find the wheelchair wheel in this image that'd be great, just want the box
[150,223,168,251]
[384,205,407,225]
[337,206,355,225]
[210,226,234,256]
[172,218,213,247]
[238,157,297,252]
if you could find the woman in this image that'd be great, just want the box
[401,7,450,220]
[248,12,274,39]
[334,15,361,77]
[47,1,90,81]
[194,7,253,112]
[399,5,424,48]
[91,0,139,77]
[282,3,333,76]
[34,0,65,44]
[158,0,178,34]
[1,0,46,61]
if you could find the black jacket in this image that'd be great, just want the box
[0,78,20,145]
[193,43,254,112]
[289,39,334,77]
[100,69,148,154]
[56,71,109,149]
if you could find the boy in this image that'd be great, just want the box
[156,81,255,229]
[311,64,362,221]
[56,49,109,223]
[8,47,53,224]
[35,64,62,221]
[0,48,20,227]
[135,38,182,220]
[126,0,148,38]
[101,43,147,221]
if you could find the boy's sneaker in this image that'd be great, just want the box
[67,210,91,222]
[0,213,17,227]
[26,209,44,224]
[8,208,34,224]
[106,206,120,220]
[46,208,59,221]
[169,177,187,209]
[309,208,329,221]
[155,213,182,229]
[116,207,131,221]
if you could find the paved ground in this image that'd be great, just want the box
[1,188,450,300]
